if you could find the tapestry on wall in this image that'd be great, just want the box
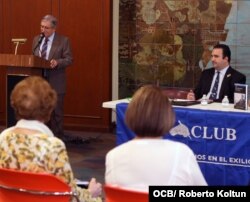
[119,0,249,98]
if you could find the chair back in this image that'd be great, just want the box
[104,184,148,202]
[0,167,78,202]
[161,87,189,99]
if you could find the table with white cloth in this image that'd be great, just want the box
[102,99,250,185]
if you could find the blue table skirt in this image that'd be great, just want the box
[116,103,250,185]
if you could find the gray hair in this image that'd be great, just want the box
[42,14,58,28]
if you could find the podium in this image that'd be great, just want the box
[0,54,50,127]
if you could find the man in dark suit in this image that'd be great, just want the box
[187,44,246,103]
[32,14,73,140]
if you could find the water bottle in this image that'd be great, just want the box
[201,94,208,105]
[222,95,229,107]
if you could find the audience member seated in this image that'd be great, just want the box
[0,76,102,202]
[105,85,207,191]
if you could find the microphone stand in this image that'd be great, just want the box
[32,33,45,55]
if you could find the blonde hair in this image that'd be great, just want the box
[11,76,57,123]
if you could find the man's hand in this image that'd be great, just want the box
[50,59,58,69]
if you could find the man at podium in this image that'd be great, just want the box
[32,14,73,140]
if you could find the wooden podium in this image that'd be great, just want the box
[0,54,51,127]
[0,53,50,74]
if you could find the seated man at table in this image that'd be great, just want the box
[187,44,246,103]
[105,85,207,191]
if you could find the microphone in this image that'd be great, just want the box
[33,33,45,54]
[38,32,45,44]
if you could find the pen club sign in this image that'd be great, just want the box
[169,120,250,167]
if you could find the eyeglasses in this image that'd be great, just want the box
[40,25,53,30]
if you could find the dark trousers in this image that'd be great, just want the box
[49,94,65,138]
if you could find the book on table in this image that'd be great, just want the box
[234,83,248,110]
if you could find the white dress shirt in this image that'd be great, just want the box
[208,66,229,99]
[39,33,55,60]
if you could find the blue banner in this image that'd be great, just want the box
[116,103,250,185]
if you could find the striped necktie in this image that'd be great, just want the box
[41,38,49,59]
[209,71,220,100]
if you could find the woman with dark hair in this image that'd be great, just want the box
[105,85,207,191]
[0,76,102,202]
